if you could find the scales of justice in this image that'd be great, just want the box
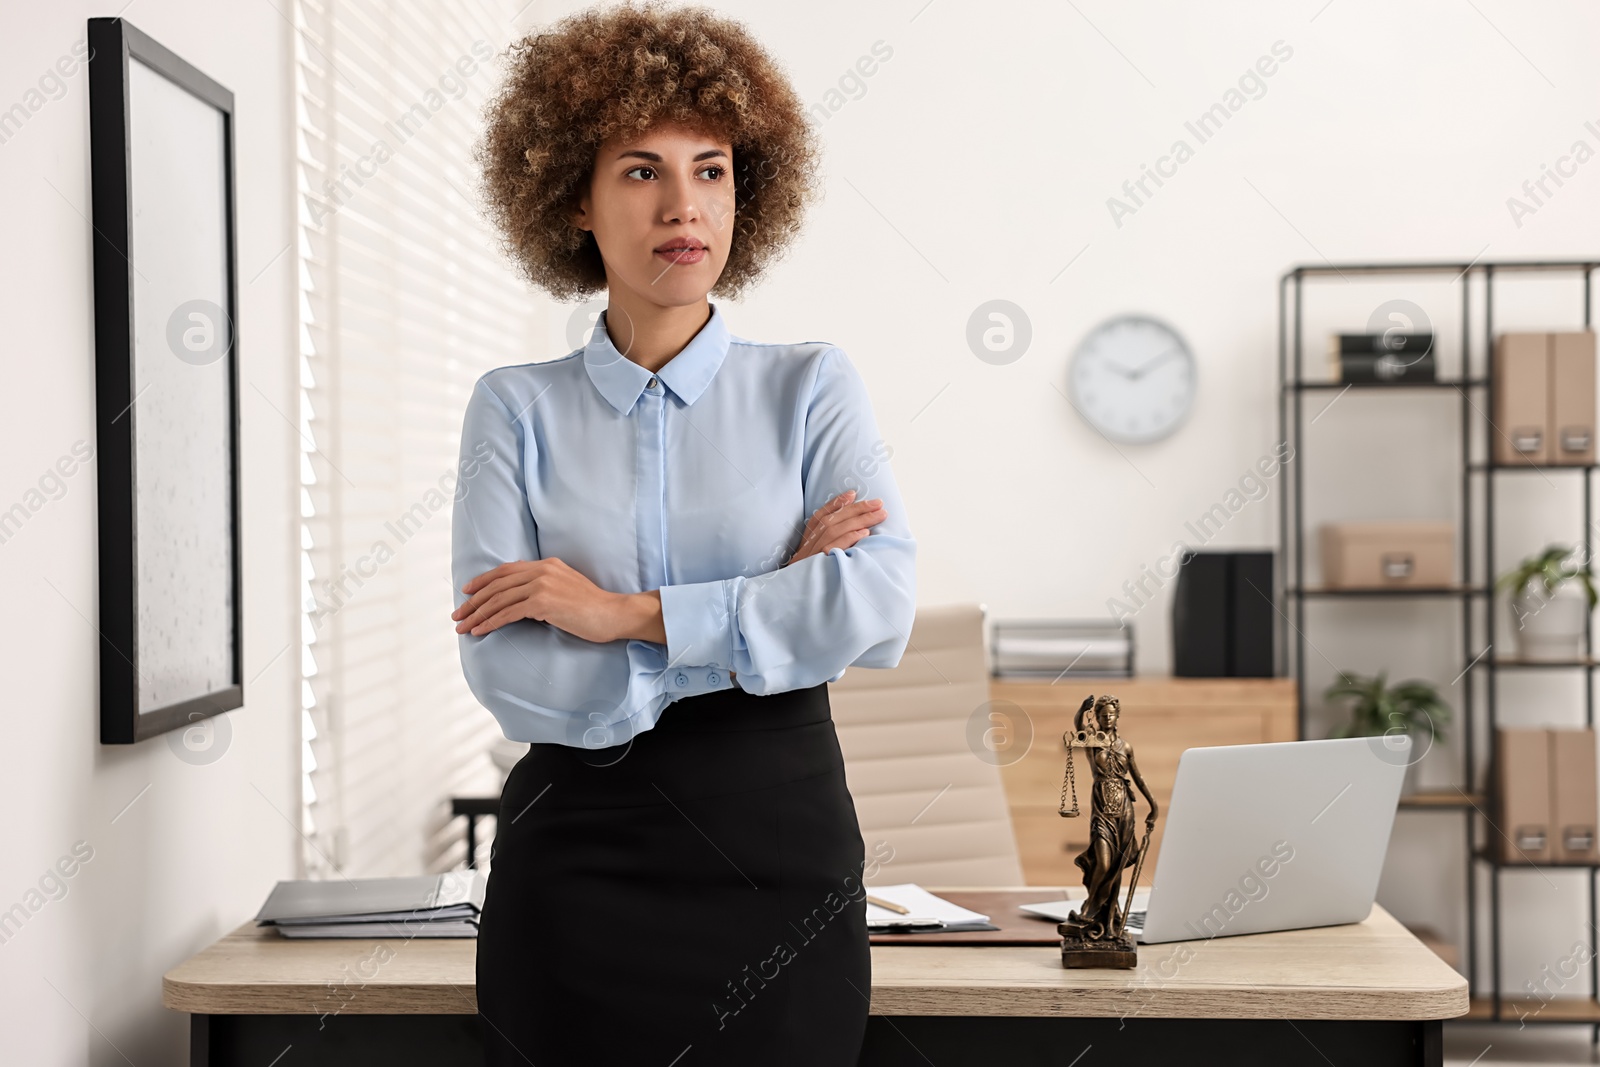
[1056,693,1160,969]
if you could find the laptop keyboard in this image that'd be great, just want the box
[1125,909,1148,930]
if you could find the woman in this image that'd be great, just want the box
[450,5,917,1065]
[1064,696,1158,940]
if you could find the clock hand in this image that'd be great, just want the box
[1128,347,1181,380]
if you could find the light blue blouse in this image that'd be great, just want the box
[450,302,917,748]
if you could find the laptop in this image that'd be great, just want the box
[1021,734,1411,944]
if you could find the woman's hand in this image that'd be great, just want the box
[786,489,887,567]
[452,558,628,644]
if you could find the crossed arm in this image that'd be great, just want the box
[452,348,916,720]
[451,488,890,654]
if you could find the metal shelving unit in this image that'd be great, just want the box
[1276,258,1600,1032]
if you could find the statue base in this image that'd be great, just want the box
[1058,929,1137,969]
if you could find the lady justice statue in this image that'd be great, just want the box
[1057,693,1158,968]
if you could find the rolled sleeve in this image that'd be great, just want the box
[659,578,738,672]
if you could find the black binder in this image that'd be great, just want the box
[1172,550,1274,677]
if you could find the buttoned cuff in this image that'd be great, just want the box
[664,663,736,701]
[659,578,737,672]
[624,638,736,719]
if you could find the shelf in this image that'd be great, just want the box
[1466,462,1599,472]
[1287,378,1484,392]
[1288,259,1600,278]
[1279,257,1600,1009]
[1286,585,1483,598]
[1466,995,1600,1023]
[1474,850,1600,869]
[1490,656,1600,670]
[1397,790,1483,810]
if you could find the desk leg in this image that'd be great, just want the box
[1422,1018,1443,1066]
[190,1015,210,1067]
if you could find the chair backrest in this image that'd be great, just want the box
[827,602,1026,887]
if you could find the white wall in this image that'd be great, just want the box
[0,2,296,1064]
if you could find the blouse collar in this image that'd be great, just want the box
[583,302,731,415]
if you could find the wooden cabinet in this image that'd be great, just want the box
[990,677,1298,887]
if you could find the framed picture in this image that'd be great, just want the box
[88,18,243,744]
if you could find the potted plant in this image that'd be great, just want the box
[1324,670,1451,795]
[1496,544,1597,662]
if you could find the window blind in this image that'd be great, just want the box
[294,0,541,876]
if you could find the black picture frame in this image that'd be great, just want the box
[89,18,244,744]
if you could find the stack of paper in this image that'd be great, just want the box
[864,883,992,931]
[254,870,486,939]
[1018,887,1152,923]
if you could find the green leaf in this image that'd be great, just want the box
[1325,668,1450,744]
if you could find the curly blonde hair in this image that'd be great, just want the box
[474,1,821,302]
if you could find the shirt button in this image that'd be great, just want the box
[708,672,720,685]
[648,376,658,388]
[675,672,688,687]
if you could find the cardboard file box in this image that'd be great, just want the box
[1494,333,1550,464]
[1496,727,1550,863]
[1493,330,1597,466]
[1318,521,1454,589]
[1552,332,1597,465]
[1550,727,1599,863]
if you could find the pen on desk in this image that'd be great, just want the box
[865,894,909,914]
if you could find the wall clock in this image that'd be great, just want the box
[1067,313,1196,444]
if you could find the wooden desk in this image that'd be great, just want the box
[165,887,1465,1066]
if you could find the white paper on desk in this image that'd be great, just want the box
[1017,888,1152,923]
[864,884,990,925]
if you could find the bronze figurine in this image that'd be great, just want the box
[1056,693,1158,968]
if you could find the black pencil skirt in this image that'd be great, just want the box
[475,682,871,1066]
